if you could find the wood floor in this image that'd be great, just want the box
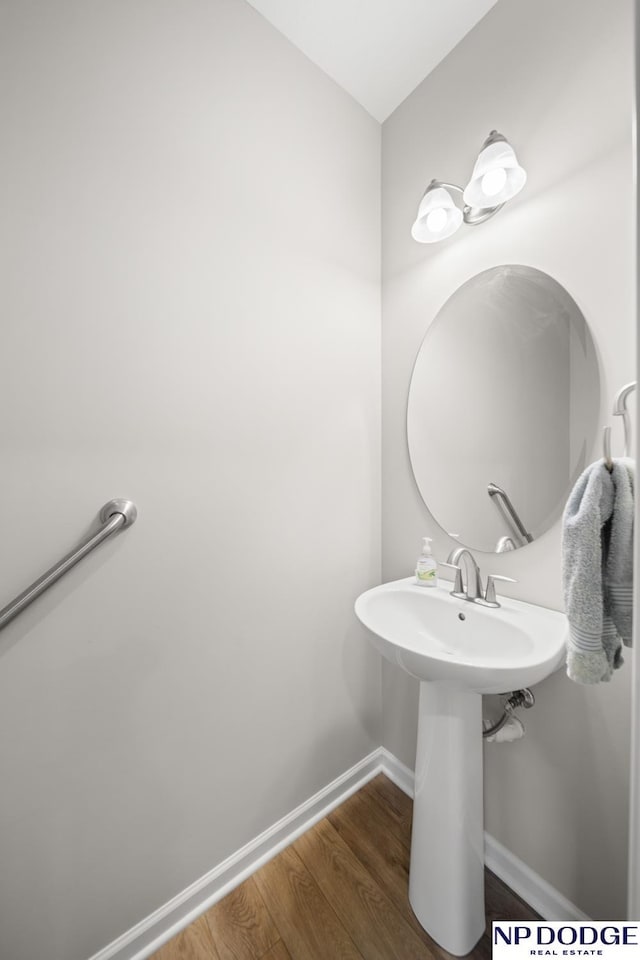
[151,774,538,960]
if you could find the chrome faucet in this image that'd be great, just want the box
[446,546,483,600]
[442,546,517,608]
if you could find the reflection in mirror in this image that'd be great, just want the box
[407,265,600,553]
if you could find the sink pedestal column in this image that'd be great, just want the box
[409,681,485,956]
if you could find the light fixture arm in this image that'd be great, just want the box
[428,179,505,226]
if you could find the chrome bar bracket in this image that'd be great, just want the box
[100,499,137,527]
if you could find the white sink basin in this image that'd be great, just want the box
[355,577,567,694]
[354,576,568,955]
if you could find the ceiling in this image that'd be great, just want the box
[245,0,499,122]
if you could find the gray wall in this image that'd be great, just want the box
[0,3,381,959]
[381,0,634,918]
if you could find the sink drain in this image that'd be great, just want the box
[458,612,466,621]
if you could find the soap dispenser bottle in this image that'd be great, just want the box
[415,537,438,587]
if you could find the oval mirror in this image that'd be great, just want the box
[407,265,600,553]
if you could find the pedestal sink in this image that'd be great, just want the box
[355,578,567,956]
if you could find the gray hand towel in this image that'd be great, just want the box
[562,457,634,684]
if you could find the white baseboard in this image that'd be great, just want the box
[88,748,384,960]
[88,747,587,960]
[379,747,415,797]
[484,833,590,922]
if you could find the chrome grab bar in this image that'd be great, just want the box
[0,499,137,631]
[487,482,534,545]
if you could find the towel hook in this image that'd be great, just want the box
[602,380,636,471]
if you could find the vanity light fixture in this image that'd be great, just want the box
[411,130,526,244]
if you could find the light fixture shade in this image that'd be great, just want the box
[463,136,526,208]
[411,185,463,243]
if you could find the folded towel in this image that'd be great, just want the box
[562,457,634,684]
[607,458,634,643]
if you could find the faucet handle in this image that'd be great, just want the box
[484,574,517,606]
[438,561,464,596]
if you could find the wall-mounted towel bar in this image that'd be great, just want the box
[487,482,534,545]
[0,499,137,632]
[603,381,636,469]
